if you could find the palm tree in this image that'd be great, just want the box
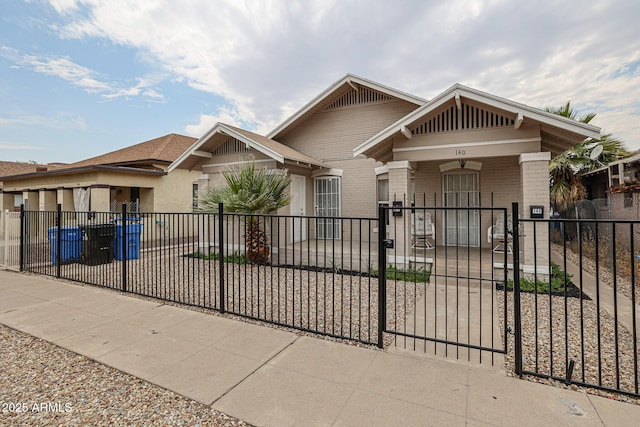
[545,102,629,209]
[199,161,293,264]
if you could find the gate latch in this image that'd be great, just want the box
[382,239,394,249]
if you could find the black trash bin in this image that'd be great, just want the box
[80,223,116,265]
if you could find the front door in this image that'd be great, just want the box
[290,174,306,243]
[443,172,480,246]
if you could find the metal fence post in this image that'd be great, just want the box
[56,203,62,278]
[19,204,24,271]
[218,202,225,314]
[511,202,523,377]
[377,204,387,349]
[122,203,127,292]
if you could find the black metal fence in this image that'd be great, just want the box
[513,214,640,397]
[17,202,640,398]
[21,204,382,345]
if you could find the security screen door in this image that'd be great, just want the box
[314,177,341,239]
[442,172,480,246]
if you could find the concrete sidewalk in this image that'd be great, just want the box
[1,270,638,426]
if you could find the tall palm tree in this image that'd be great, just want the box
[199,161,292,264]
[545,102,629,209]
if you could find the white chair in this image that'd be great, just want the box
[488,212,513,253]
[412,212,435,249]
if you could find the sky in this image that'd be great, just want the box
[0,0,639,164]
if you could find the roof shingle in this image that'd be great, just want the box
[68,133,197,168]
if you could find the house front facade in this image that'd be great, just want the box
[173,74,601,271]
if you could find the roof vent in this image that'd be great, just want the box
[36,166,48,172]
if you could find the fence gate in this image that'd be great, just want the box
[0,210,21,267]
[379,204,509,365]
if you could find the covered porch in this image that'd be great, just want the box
[354,84,601,277]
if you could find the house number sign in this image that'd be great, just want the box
[456,149,466,156]
[530,205,544,218]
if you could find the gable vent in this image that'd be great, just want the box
[412,103,515,135]
[324,86,394,111]
[212,137,253,156]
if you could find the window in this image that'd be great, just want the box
[13,194,23,209]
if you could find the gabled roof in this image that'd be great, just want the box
[354,83,602,159]
[169,123,325,172]
[267,73,427,139]
[69,133,197,168]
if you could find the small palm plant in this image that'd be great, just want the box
[199,161,292,264]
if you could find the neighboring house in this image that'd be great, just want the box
[581,151,640,220]
[1,161,46,212]
[0,133,198,214]
[172,73,601,270]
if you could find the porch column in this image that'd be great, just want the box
[388,161,414,266]
[22,191,38,236]
[519,152,550,276]
[39,189,57,238]
[0,192,12,212]
[56,188,74,211]
[90,185,110,212]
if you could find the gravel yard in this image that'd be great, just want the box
[555,242,640,304]
[497,290,640,405]
[27,246,425,348]
[0,324,250,426]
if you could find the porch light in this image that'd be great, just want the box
[459,159,466,169]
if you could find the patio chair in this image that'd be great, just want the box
[411,212,435,249]
[488,212,513,253]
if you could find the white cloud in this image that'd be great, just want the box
[1,46,166,102]
[43,0,640,148]
[184,106,246,136]
[26,54,111,93]
[0,143,44,150]
[0,112,88,130]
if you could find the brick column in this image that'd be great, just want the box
[387,161,414,267]
[519,152,550,277]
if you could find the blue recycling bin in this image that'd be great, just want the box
[47,226,82,265]
[114,222,143,260]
